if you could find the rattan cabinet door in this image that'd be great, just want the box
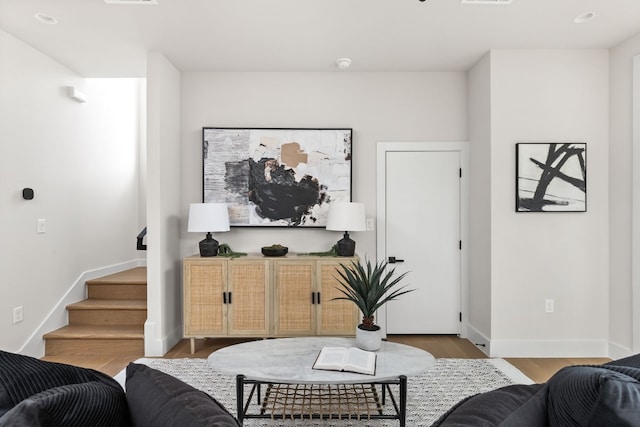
[227,259,270,336]
[316,259,359,336]
[273,260,315,336]
[184,258,228,337]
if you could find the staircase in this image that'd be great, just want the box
[43,267,146,357]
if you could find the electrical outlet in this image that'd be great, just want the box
[545,299,554,313]
[13,306,23,324]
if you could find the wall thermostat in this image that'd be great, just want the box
[22,188,34,200]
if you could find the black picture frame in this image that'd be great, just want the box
[202,127,353,227]
[516,142,587,212]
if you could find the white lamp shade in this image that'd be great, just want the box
[187,203,230,233]
[326,202,366,232]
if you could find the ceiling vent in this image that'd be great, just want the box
[104,0,159,4]
[460,0,512,4]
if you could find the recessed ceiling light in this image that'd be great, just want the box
[34,13,58,25]
[574,11,596,24]
[336,58,352,69]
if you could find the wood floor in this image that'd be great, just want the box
[42,334,610,384]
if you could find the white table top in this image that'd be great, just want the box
[207,337,435,384]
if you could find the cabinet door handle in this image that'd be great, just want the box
[228,291,232,305]
[223,292,227,304]
[312,292,316,304]
[316,292,321,304]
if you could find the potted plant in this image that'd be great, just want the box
[334,259,414,351]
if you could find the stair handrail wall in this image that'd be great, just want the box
[137,227,147,250]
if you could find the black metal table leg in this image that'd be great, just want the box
[399,375,407,427]
[236,375,245,425]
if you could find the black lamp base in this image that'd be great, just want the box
[199,232,220,257]
[336,231,356,257]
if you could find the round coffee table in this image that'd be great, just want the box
[208,337,434,426]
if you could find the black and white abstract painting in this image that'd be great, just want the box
[202,127,352,227]
[516,143,586,212]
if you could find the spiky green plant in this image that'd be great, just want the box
[333,259,414,330]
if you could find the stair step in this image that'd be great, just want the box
[44,325,144,339]
[43,325,144,357]
[67,299,146,310]
[86,267,147,285]
[67,299,147,326]
[43,267,147,357]
[87,267,147,300]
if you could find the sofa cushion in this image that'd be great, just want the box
[606,353,640,369]
[125,363,240,427]
[0,381,130,427]
[547,365,640,427]
[0,350,124,418]
[430,383,545,427]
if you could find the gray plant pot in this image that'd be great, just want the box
[355,325,381,351]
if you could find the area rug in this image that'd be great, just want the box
[117,358,533,427]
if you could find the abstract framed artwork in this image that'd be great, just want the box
[202,127,352,227]
[516,142,586,212]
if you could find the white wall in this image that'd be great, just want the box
[488,50,610,357]
[0,29,142,355]
[609,31,640,358]
[467,53,493,348]
[145,53,183,356]
[179,72,468,260]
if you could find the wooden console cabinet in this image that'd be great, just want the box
[183,254,359,353]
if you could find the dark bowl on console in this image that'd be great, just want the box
[261,246,288,257]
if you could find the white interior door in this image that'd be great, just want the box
[383,149,461,334]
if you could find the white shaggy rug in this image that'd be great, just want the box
[116,358,533,427]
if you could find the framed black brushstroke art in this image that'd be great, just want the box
[202,127,352,227]
[516,142,586,212]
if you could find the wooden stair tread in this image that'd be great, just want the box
[67,299,146,310]
[86,267,147,286]
[44,325,143,339]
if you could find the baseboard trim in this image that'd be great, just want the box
[144,321,182,357]
[20,259,147,358]
[465,323,490,356]
[489,339,609,358]
[609,341,633,360]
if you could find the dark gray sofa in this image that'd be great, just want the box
[431,354,640,426]
[0,351,240,426]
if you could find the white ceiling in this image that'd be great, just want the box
[2,0,640,77]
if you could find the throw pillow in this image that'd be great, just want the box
[430,383,545,426]
[547,365,640,427]
[125,363,240,427]
[0,350,125,418]
[0,381,130,427]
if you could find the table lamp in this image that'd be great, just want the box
[188,203,230,257]
[326,201,366,256]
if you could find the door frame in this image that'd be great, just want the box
[376,142,469,338]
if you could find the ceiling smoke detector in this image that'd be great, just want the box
[336,58,352,69]
[460,0,513,4]
[104,0,159,4]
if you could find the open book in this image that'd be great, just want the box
[312,347,377,375]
